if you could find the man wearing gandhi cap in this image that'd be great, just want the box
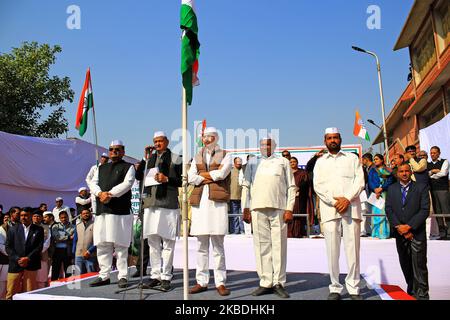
[75,187,91,217]
[188,127,233,296]
[86,152,110,215]
[89,139,136,289]
[134,131,182,291]
[241,135,296,298]
[313,127,365,300]
[52,197,70,223]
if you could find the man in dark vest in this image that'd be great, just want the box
[187,127,233,296]
[428,146,450,240]
[135,131,182,291]
[89,140,136,289]
[385,163,430,299]
[404,145,429,185]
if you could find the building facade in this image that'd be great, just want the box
[373,0,450,159]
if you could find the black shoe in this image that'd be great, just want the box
[141,278,161,289]
[118,278,128,288]
[160,280,171,292]
[327,292,341,300]
[350,294,363,300]
[132,270,146,278]
[251,286,273,296]
[273,284,290,298]
[89,277,110,287]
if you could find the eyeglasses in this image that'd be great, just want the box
[109,147,122,152]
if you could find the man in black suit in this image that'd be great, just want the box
[385,164,430,300]
[5,207,44,300]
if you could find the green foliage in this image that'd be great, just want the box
[0,41,74,137]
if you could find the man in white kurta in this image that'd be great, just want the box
[241,137,296,298]
[188,127,233,296]
[86,153,109,215]
[313,128,365,300]
[89,140,135,288]
[52,197,70,223]
[135,131,182,292]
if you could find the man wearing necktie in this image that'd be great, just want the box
[386,163,430,300]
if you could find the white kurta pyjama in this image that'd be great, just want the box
[188,148,232,287]
[90,165,135,280]
[313,151,365,295]
[188,151,232,236]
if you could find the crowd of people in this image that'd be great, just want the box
[0,126,448,300]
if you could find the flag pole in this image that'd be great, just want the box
[181,87,189,301]
[89,68,100,165]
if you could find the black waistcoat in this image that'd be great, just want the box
[96,160,133,215]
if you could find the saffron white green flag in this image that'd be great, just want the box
[353,110,370,141]
[181,0,200,105]
[75,68,93,137]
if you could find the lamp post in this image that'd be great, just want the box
[367,119,383,154]
[352,46,390,164]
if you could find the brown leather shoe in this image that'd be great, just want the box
[216,285,230,296]
[189,284,208,294]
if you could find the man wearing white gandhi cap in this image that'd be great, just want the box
[313,127,365,300]
[134,130,182,291]
[188,127,233,296]
[89,139,136,288]
[75,186,91,216]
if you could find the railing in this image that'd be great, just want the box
[227,213,450,238]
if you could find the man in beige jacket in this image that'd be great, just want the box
[242,136,296,299]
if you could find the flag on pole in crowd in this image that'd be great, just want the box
[75,68,94,137]
[196,119,206,147]
[181,0,200,105]
[353,110,370,142]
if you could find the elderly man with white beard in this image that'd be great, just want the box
[188,127,233,297]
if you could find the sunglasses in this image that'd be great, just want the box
[109,147,122,152]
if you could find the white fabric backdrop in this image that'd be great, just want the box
[0,131,137,210]
[419,113,450,160]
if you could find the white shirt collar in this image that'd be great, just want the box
[324,150,346,159]
[431,158,442,164]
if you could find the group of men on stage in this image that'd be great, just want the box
[85,126,431,300]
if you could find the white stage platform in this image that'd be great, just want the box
[172,235,450,300]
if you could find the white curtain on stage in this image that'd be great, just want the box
[419,114,450,159]
[0,131,137,210]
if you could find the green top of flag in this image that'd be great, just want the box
[181,0,200,105]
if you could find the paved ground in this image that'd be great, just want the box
[32,267,381,300]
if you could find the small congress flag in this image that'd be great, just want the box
[353,110,370,142]
[75,68,94,137]
[181,0,200,105]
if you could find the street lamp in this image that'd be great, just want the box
[352,46,390,164]
[367,119,383,154]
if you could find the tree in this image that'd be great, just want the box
[0,41,74,138]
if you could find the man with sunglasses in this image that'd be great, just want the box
[89,140,136,289]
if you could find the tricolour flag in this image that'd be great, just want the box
[353,111,370,141]
[180,0,200,105]
[75,69,94,137]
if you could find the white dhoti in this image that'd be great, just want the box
[322,216,361,295]
[190,185,228,287]
[251,208,287,288]
[94,213,133,280]
[0,264,7,300]
[143,207,179,281]
[36,260,49,288]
